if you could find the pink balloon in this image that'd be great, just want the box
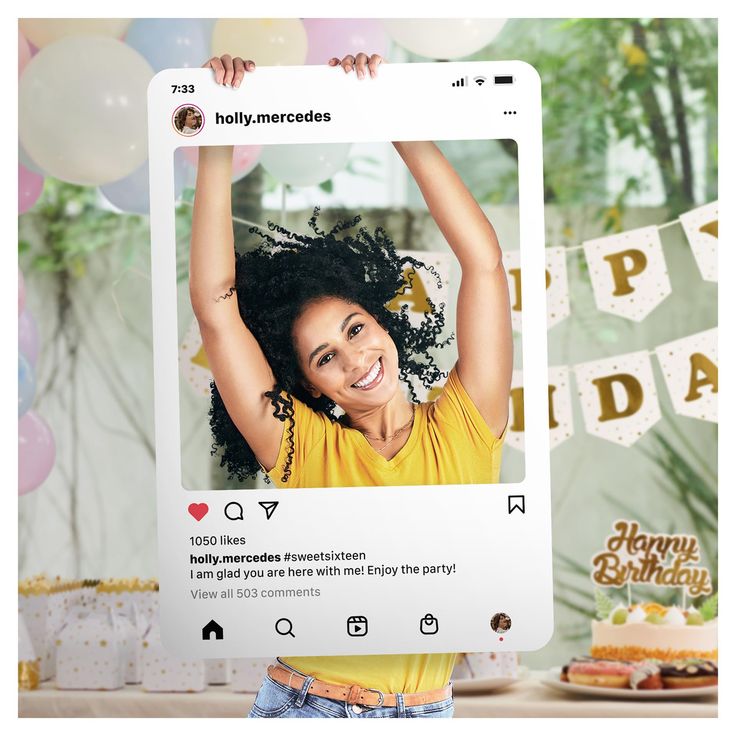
[19,29,31,76]
[303,18,389,65]
[19,410,56,495]
[19,163,44,214]
[19,309,40,366]
[18,269,26,315]
[182,145,262,183]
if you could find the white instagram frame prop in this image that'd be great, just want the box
[148,61,552,657]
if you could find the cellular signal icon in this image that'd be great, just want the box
[451,76,469,87]
[474,76,487,86]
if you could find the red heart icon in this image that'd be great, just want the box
[188,503,209,521]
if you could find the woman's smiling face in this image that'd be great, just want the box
[292,297,400,412]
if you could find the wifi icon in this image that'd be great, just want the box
[474,76,487,86]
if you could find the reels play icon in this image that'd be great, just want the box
[347,615,368,637]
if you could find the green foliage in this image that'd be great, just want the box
[19,178,139,277]
[469,18,717,215]
[698,592,718,621]
[594,588,615,620]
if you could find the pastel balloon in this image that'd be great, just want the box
[125,18,209,72]
[19,19,132,49]
[211,19,307,65]
[19,36,153,185]
[260,143,352,187]
[100,148,189,214]
[18,269,26,314]
[382,19,507,59]
[19,310,40,366]
[182,145,262,184]
[19,354,36,417]
[19,29,31,76]
[19,144,45,176]
[19,164,44,214]
[18,410,56,495]
[303,19,389,65]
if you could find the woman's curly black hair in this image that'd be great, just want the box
[209,207,454,484]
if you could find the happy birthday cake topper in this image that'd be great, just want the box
[590,519,712,597]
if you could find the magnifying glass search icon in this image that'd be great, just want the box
[275,618,295,638]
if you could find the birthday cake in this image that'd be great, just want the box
[590,593,718,662]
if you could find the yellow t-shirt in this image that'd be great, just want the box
[267,365,507,693]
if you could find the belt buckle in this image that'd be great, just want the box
[362,688,385,709]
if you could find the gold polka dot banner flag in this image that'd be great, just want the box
[180,318,213,398]
[502,248,522,334]
[655,328,718,423]
[506,369,525,451]
[545,246,571,329]
[573,350,662,447]
[679,201,718,282]
[507,365,575,452]
[548,365,575,450]
[583,226,672,321]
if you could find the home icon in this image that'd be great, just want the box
[202,619,224,641]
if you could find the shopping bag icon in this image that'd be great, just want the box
[347,615,368,637]
[419,613,439,635]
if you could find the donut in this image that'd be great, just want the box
[660,660,718,689]
[567,659,636,688]
[560,656,597,682]
[630,661,662,690]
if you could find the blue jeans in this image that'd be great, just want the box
[247,659,454,719]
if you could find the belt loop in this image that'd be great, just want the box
[395,692,406,718]
[295,674,315,707]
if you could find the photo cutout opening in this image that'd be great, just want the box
[176,139,526,492]
[149,61,552,658]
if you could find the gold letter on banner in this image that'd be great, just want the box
[386,267,431,314]
[504,366,575,453]
[502,250,522,333]
[679,201,718,282]
[574,351,661,446]
[654,328,718,422]
[602,249,648,296]
[389,250,453,332]
[685,354,718,401]
[583,226,671,321]
[592,374,644,421]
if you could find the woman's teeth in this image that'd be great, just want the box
[352,358,382,389]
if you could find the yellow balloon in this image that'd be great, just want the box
[211,19,307,65]
[19,19,132,49]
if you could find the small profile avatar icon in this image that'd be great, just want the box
[490,612,512,633]
[173,104,204,136]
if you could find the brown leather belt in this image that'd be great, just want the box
[267,664,453,708]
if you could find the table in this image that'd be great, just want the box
[19,672,717,718]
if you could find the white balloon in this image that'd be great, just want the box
[18,36,153,186]
[382,18,507,59]
[260,143,352,187]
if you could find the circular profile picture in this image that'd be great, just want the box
[490,612,512,633]
[172,104,204,136]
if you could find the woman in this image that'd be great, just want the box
[192,53,513,719]
[176,106,200,134]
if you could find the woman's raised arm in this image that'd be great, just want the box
[188,56,284,472]
[392,141,512,439]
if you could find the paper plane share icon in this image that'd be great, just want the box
[258,501,279,520]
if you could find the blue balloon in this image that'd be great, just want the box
[99,149,189,215]
[124,19,210,72]
[19,353,36,417]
